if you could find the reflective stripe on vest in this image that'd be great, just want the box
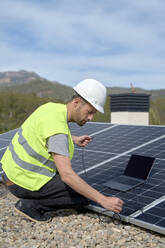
[9,142,56,178]
[17,128,55,169]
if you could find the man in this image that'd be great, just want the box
[1,79,123,222]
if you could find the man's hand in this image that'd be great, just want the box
[52,153,124,214]
[72,135,92,147]
[101,197,124,213]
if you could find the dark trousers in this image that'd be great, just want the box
[8,174,89,212]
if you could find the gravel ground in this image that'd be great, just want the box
[0,192,165,248]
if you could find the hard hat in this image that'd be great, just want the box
[73,79,107,113]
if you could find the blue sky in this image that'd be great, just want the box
[0,0,165,89]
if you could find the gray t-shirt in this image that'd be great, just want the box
[47,134,69,157]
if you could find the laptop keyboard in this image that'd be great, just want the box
[115,176,141,185]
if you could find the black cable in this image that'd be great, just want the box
[81,152,145,225]
[98,209,122,225]
[81,141,123,225]
[81,137,146,225]
[81,148,89,180]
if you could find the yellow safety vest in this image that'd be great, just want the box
[1,103,74,191]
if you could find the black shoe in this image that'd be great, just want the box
[14,200,52,222]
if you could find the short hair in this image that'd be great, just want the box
[67,91,88,104]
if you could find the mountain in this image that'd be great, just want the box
[0,70,43,85]
[0,70,74,102]
[0,70,165,129]
[0,70,165,101]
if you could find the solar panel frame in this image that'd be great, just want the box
[0,123,165,235]
[69,123,165,235]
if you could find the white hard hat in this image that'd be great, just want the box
[73,79,107,113]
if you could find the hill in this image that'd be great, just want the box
[0,70,43,85]
[0,79,74,102]
[0,70,74,102]
[0,70,165,102]
[0,70,165,127]
[0,70,165,133]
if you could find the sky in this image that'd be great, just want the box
[0,0,165,89]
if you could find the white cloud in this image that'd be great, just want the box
[0,0,165,89]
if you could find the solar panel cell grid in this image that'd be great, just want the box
[156,219,165,228]
[71,124,165,234]
[0,149,6,160]
[69,122,112,137]
[0,123,165,235]
[0,140,11,147]
[0,129,17,139]
[72,150,115,174]
[136,213,161,224]
[135,200,165,229]
[132,139,165,159]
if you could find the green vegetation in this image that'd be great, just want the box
[0,91,165,134]
[0,79,74,102]
[0,92,111,133]
[150,98,165,125]
[0,71,165,134]
[92,96,110,123]
[0,92,58,133]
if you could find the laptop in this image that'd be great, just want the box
[103,154,155,192]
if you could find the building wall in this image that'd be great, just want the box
[111,112,149,125]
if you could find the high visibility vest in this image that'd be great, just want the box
[1,103,74,191]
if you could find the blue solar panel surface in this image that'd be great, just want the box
[136,200,165,226]
[69,123,165,235]
[0,129,18,173]
[0,123,165,234]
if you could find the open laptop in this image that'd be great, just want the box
[103,154,155,192]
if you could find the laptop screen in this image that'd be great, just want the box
[124,154,155,180]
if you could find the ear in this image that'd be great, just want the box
[73,97,81,108]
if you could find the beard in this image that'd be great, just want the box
[75,105,87,126]
[77,120,86,126]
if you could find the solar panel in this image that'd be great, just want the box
[0,129,18,174]
[69,122,165,235]
[0,123,165,235]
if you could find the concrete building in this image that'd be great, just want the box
[110,93,151,125]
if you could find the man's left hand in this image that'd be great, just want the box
[72,135,92,147]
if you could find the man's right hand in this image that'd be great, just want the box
[101,197,124,213]
[53,153,124,213]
